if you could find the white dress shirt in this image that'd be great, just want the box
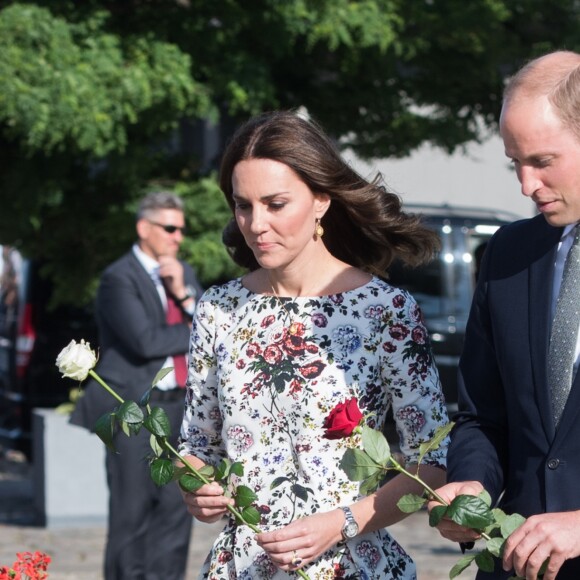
[132,244,179,390]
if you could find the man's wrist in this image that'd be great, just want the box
[176,285,196,304]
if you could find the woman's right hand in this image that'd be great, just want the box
[181,481,234,523]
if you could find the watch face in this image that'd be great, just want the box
[344,521,359,538]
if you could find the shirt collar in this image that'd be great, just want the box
[132,244,160,282]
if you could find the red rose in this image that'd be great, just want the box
[323,398,363,439]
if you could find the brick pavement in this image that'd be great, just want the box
[0,451,474,579]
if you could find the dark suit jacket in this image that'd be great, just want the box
[449,214,580,577]
[70,250,201,430]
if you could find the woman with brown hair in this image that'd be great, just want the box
[179,110,448,579]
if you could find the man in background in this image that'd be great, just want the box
[71,191,202,580]
[431,51,580,580]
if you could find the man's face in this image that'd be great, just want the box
[500,95,580,227]
[137,208,185,260]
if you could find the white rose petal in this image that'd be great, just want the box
[56,339,97,382]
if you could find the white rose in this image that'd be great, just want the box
[56,339,97,382]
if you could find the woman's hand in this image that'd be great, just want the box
[181,481,234,524]
[256,509,343,572]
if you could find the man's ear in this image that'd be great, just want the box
[136,219,149,240]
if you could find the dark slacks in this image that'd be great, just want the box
[104,396,192,580]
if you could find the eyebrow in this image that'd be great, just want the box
[232,192,290,201]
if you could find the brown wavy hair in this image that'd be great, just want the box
[219,110,439,273]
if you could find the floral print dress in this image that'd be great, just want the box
[179,277,448,580]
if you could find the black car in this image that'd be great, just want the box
[388,204,521,412]
[0,246,97,457]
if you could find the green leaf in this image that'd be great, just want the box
[271,476,290,489]
[486,536,505,558]
[179,473,205,493]
[448,494,494,530]
[418,422,454,465]
[95,412,116,451]
[235,485,258,508]
[230,462,244,477]
[120,420,132,437]
[172,465,189,482]
[215,458,232,481]
[428,504,448,527]
[143,406,171,437]
[117,400,144,424]
[475,549,495,573]
[199,464,215,478]
[152,367,174,386]
[360,469,384,495]
[361,425,391,464]
[397,493,427,514]
[491,508,507,525]
[339,448,382,481]
[501,513,526,538]
[449,553,477,579]
[478,489,492,507]
[291,484,312,502]
[150,458,174,486]
[241,505,261,526]
[149,434,165,457]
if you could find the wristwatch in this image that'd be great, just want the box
[339,506,359,540]
[176,285,196,304]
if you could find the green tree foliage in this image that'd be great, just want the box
[0,0,578,305]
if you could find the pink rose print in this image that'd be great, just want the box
[218,551,233,564]
[382,341,396,353]
[389,323,410,340]
[411,326,427,345]
[299,360,325,379]
[261,314,276,328]
[246,342,262,358]
[263,345,283,365]
[393,294,406,308]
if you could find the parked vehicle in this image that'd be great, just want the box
[0,246,97,458]
[388,204,522,412]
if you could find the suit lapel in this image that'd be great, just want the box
[127,251,165,319]
[529,222,561,441]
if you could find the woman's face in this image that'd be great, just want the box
[231,158,329,271]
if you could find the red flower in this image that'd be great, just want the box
[323,398,363,439]
[299,360,325,379]
[263,345,283,365]
[1,552,51,580]
[261,314,276,328]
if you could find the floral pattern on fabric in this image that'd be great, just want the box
[179,277,448,579]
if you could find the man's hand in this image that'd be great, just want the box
[427,480,485,543]
[502,510,580,580]
[158,255,186,298]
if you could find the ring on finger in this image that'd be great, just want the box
[291,550,303,567]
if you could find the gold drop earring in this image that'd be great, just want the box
[315,218,324,239]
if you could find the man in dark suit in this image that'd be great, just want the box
[71,191,203,580]
[430,51,580,580]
